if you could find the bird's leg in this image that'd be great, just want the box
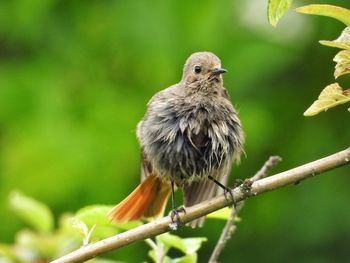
[208,175,236,206]
[170,180,186,227]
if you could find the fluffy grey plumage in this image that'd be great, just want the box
[137,52,244,227]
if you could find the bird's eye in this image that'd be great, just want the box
[194,65,202,74]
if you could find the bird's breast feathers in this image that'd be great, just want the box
[137,95,244,184]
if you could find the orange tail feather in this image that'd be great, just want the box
[108,175,171,222]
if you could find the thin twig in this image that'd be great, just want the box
[52,148,350,263]
[208,156,282,263]
[145,238,165,263]
[251,156,283,181]
[145,238,158,250]
[208,203,243,263]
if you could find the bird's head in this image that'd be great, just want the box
[181,52,227,90]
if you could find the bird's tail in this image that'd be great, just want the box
[108,174,171,222]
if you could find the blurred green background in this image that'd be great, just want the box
[0,0,349,262]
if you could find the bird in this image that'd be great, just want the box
[108,51,244,228]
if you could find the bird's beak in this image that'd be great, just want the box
[211,68,227,75]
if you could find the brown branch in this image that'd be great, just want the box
[208,156,282,263]
[51,148,350,263]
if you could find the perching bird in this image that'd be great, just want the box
[108,51,244,227]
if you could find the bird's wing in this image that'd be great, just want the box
[140,150,152,182]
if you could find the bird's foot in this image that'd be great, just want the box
[169,207,186,230]
[241,179,253,194]
[223,186,236,207]
[207,175,236,207]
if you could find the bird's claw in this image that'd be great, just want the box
[170,207,186,227]
[241,179,253,192]
[223,186,236,207]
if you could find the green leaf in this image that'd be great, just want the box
[73,205,142,240]
[173,253,197,263]
[181,238,207,254]
[15,229,57,260]
[304,83,350,116]
[88,258,124,263]
[157,233,186,253]
[268,0,293,27]
[334,50,350,78]
[157,233,206,255]
[296,5,350,26]
[8,191,54,233]
[319,27,350,50]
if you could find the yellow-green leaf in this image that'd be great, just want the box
[207,207,231,220]
[207,207,241,222]
[75,205,113,227]
[76,205,141,229]
[69,217,97,246]
[148,250,172,263]
[0,244,17,262]
[304,83,350,116]
[319,27,350,50]
[69,217,89,237]
[73,205,142,240]
[173,253,197,263]
[268,0,293,27]
[157,233,186,253]
[334,50,350,78]
[181,238,208,254]
[296,5,350,26]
